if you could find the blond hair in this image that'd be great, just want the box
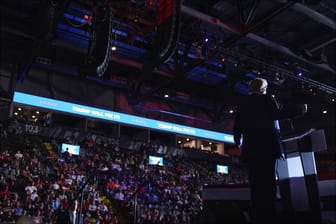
[248,78,268,94]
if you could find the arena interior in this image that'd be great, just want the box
[0,0,335,223]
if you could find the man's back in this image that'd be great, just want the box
[234,93,281,159]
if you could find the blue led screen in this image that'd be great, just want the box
[13,91,234,143]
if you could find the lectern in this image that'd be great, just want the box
[276,129,327,224]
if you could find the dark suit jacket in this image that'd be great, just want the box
[234,93,301,160]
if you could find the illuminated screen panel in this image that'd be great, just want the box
[13,91,234,143]
[61,143,80,156]
[216,165,229,174]
[148,155,163,166]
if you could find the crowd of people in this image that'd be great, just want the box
[0,120,248,224]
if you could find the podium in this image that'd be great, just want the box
[276,129,327,224]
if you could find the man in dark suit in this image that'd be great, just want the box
[234,78,306,224]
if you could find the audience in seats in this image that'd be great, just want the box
[0,120,248,224]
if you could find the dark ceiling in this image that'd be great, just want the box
[0,0,335,146]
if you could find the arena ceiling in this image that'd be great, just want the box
[0,0,335,146]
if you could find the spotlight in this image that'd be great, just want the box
[297,71,304,77]
[111,32,118,51]
[83,14,92,25]
[83,14,91,21]
[204,37,209,43]
[233,58,240,67]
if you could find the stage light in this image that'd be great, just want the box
[111,31,117,51]
[204,37,209,43]
[83,14,92,25]
[322,110,327,114]
[297,71,303,77]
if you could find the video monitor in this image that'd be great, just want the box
[148,155,163,166]
[61,143,80,156]
[216,165,229,174]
